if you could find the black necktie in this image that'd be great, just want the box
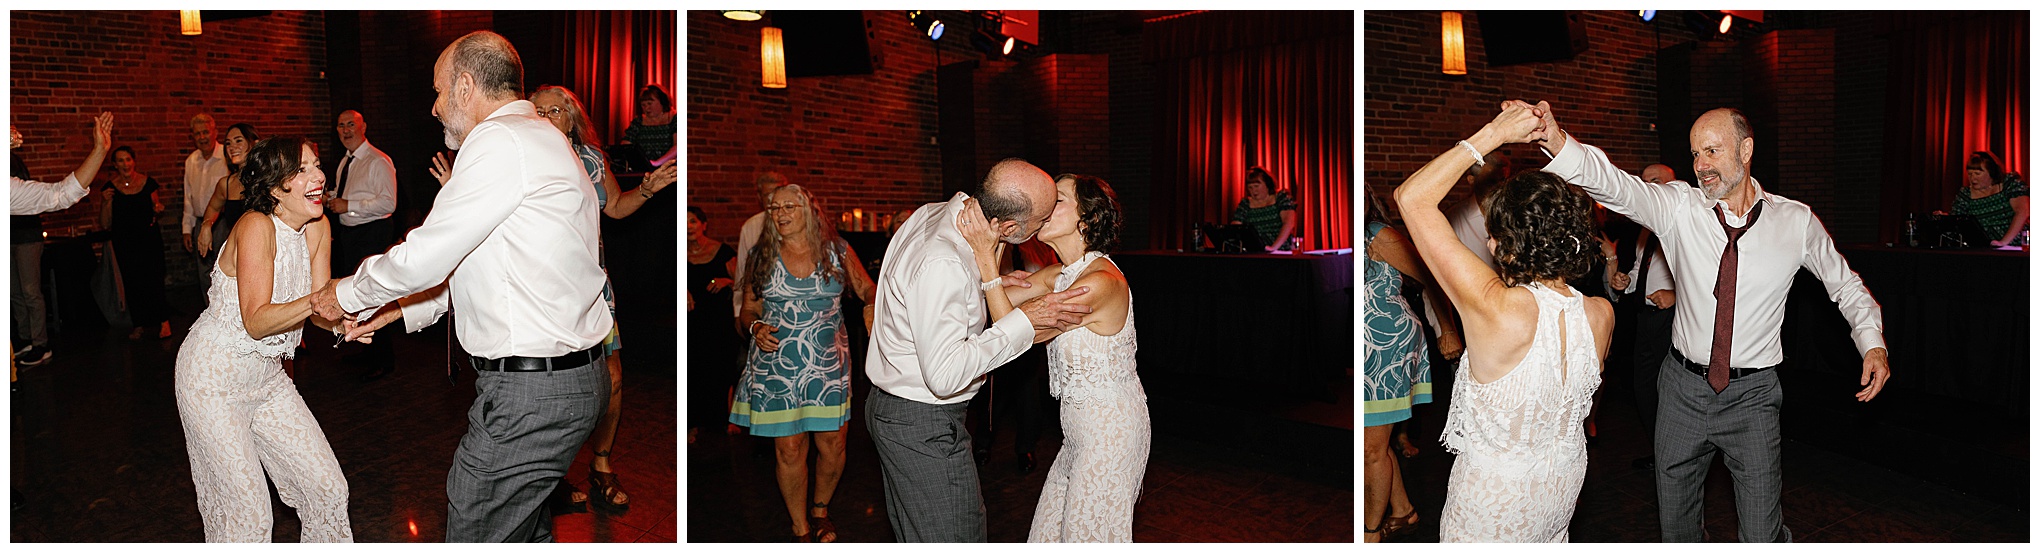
[334,153,354,196]
[1636,230,1660,296]
[1707,201,1765,394]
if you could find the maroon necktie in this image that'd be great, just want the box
[1708,201,1765,394]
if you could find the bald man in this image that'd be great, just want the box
[328,109,400,377]
[1617,162,1680,471]
[1524,102,1888,542]
[863,158,1093,541]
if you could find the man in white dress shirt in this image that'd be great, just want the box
[1523,101,1889,542]
[326,109,401,378]
[182,113,230,287]
[12,114,112,367]
[310,31,609,542]
[863,158,1093,542]
[1617,163,1680,471]
[731,170,785,319]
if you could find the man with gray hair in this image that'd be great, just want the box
[310,30,608,542]
[731,170,786,320]
[182,113,229,283]
[863,158,1093,541]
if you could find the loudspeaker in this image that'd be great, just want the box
[778,10,886,78]
[1476,11,1589,67]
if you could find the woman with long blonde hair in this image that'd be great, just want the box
[732,184,874,542]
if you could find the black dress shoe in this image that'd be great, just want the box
[1632,456,1655,470]
[1017,452,1037,474]
[973,447,990,466]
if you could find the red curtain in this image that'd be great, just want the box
[1149,11,1354,251]
[568,11,677,147]
[1879,11,2029,242]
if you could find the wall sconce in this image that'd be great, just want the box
[761,26,787,89]
[1441,11,1466,75]
[181,10,202,35]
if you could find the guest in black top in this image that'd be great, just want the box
[687,205,741,443]
[98,145,172,340]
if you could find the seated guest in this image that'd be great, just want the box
[1230,167,1298,251]
[1946,151,2028,246]
[619,84,676,165]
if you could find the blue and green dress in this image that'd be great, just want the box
[1363,221,1432,427]
[729,246,852,436]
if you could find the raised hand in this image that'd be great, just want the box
[1018,286,1093,331]
[1485,100,1545,144]
[428,151,454,187]
[91,111,113,151]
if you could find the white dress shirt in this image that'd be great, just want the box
[335,100,609,359]
[332,140,398,227]
[10,173,90,215]
[865,192,1035,404]
[1444,197,1497,271]
[731,210,767,317]
[183,143,229,235]
[1621,228,1675,308]
[1544,134,1885,368]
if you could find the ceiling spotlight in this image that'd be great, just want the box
[1639,10,1656,22]
[909,11,944,41]
[722,10,763,22]
[1002,36,1015,55]
[1718,13,1733,34]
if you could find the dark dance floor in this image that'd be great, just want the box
[687,376,1356,542]
[1380,357,2029,543]
[9,285,677,542]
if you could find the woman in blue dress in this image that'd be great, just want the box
[1363,204,1462,542]
[733,184,873,542]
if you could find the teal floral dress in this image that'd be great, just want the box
[729,246,852,437]
[1363,221,1432,427]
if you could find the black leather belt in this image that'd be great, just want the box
[470,345,602,373]
[1671,350,1775,380]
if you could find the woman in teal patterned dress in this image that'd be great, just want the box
[733,184,874,542]
[1363,212,1462,542]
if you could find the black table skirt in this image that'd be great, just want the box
[1112,250,1355,403]
[1785,244,2027,416]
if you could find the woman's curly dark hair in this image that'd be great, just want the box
[239,137,315,215]
[1058,173,1124,254]
[1481,170,1599,287]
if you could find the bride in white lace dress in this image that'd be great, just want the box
[173,137,383,542]
[960,174,1149,542]
[1392,104,1615,542]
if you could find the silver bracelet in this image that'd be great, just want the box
[1455,140,1485,166]
[980,279,1002,292]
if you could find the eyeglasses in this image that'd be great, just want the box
[537,106,566,119]
[765,203,807,214]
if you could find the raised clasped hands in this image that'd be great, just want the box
[1489,99,1558,145]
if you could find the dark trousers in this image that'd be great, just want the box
[866,388,986,542]
[333,218,396,360]
[12,240,48,345]
[110,232,167,328]
[1631,304,1674,445]
[968,348,1048,457]
[1654,350,1790,543]
[445,357,609,542]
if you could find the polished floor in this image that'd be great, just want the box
[9,285,677,542]
[1377,354,2029,543]
[686,374,1355,543]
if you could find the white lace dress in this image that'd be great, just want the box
[1027,252,1152,543]
[173,215,352,542]
[1438,283,1601,543]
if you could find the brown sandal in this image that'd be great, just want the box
[1380,510,1420,539]
[809,501,837,543]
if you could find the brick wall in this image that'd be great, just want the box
[688,10,1138,248]
[1365,11,1881,243]
[10,10,333,286]
[687,10,987,244]
[1365,11,1707,220]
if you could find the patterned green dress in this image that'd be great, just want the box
[1363,221,1432,427]
[1951,175,2028,243]
[1232,192,1297,249]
